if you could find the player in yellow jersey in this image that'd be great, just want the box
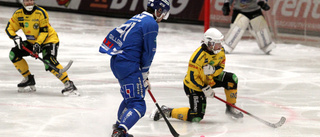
[151,28,243,122]
[5,0,79,96]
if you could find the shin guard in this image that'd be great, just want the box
[171,107,189,121]
[50,64,69,83]
[13,59,31,77]
[225,89,237,104]
[224,14,250,53]
[249,15,275,54]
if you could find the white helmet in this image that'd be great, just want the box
[202,28,224,54]
[20,0,35,11]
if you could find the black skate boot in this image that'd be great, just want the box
[61,80,80,96]
[151,105,173,121]
[17,75,36,92]
[225,104,244,119]
[111,128,133,137]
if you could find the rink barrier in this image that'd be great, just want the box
[1,0,318,46]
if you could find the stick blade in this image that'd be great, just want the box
[59,60,73,74]
[270,116,286,128]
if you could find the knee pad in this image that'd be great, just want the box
[43,56,59,71]
[188,110,204,122]
[42,43,59,71]
[225,72,238,90]
[9,48,22,63]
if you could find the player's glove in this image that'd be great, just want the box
[144,78,150,90]
[202,85,215,98]
[142,71,150,90]
[203,64,215,75]
[13,36,22,49]
[258,1,270,11]
[33,43,41,54]
[222,2,230,16]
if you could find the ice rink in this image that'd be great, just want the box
[1,5,320,137]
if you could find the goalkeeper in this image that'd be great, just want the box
[222,0,275,54]
[151,28,243,123]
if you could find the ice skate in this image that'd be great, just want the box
[112,123,119,130]
[61,80,80,96]
[111,128,133,137]
[225,104,244,120]
[17,75,36,93]
[150,105,172,121]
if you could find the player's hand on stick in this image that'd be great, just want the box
[144,78,151,90]
[142,71,150,90]
[258,1,270,11]
[222,2,230,16]
[33,43,41,54]
[13,36,22,49]
[202,85,215,98]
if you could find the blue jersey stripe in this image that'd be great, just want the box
[192,48,203,63]
[5,22,15,39]
[35,6,47,19]
[190,71,204,89]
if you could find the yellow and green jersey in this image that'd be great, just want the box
[5,5,59,45]
[184,45,226,91]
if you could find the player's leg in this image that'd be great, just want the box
[165,84,206,122]
[112,69,146,137]
[224,13,250,53]
[249,15,275,54]
[41,43,79,95]
[213,71,243,119]
[9,41,36,92]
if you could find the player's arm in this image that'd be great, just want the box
[257,0,270,11]
[222,0,233,15]
[35,10,50,45]
[212,58,225,77]
[188,61,207,89]
[190,61,216,98]
[140,24,158,74]
[5,12,21,39]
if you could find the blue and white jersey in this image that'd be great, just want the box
[100,11,158,73]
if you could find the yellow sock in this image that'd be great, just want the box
[50,64,69,83]
[13,59,31,77]
[171,107,189,121]
[225,89,237,104]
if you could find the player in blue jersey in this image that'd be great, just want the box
[99,0,170,136]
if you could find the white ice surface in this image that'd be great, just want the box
[1,5,320,137]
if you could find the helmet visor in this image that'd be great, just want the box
[162,11,170,20]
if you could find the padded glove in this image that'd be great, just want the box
[222,3,230,16]
[33,43,41,54]
[13,36,22,49]
[203,64,215,75]
[258,1,270,11]
[202,85,215,98]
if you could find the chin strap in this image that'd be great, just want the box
[24,5,34,11]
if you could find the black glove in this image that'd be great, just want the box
[222,3,230,16]
[258,1,270,11]
[13,36,22,49]
[33,43,41,54]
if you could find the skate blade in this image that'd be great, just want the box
[62,90,80,96]
[226,115,244,123]
[18,86,36,93]
[149,108,157,120]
